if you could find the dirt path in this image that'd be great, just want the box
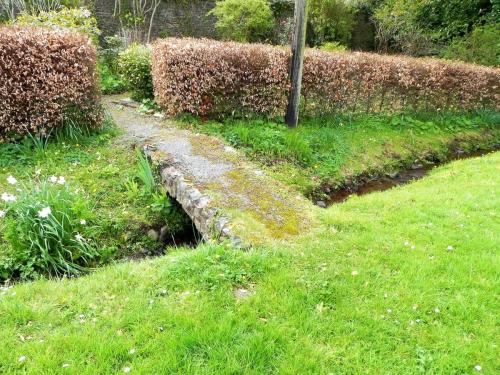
[105,96,314,245]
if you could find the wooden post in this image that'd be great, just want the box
[285,0,308,128]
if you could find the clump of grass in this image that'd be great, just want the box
[130,149,192,236]
[136,148,156,193]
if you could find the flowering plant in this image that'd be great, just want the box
[0,173,97,280]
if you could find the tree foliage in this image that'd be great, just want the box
[373,0,496,56]
[308,0,356,47]
[209,0,275,43]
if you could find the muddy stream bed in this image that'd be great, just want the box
[319,148,499,207]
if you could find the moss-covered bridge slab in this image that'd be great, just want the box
[106,97,314,245]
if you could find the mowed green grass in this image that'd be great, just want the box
[0,152,498,374]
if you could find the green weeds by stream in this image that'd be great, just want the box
[184,110,499,198]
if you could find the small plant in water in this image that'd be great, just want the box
[0,173,97,280]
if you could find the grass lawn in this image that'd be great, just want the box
[0,123,191,281]
[183,111,500,199]
[0,151,498,373]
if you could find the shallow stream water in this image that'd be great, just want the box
[323,148,498,206]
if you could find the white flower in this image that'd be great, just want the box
[81,8,91,18]
[38,207,52,218]
[351,270,359,276]
[1,193,16,202]
[62,363,70,368]
[35,169,42,176]
[75,234,84,241]
[447,245,454,251]
[18,356,26,362]
[49,176,58,183]
[57,176,66,185]
[123,367,131,373]
[0,210,5,218]
[474,365,482,371]
[7,175,17,185]
[80,219,87,225]
[129,348,136,355]
[434,308,440,313]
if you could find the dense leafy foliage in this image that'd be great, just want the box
[443,23,500,66]
[308,0,356,46]
[373,0,498,62]
[118,43,154,101]
[209,0,275,42]
[152,38,500,119]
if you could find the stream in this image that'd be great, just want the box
[322,148,498,206]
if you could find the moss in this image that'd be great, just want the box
[207,168,314,244]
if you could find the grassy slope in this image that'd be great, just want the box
[185,112,499,198]
[0,152,498,373]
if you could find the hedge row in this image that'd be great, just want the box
[152,38,289,117]
[152,38,500,117]
[0,26,101,141]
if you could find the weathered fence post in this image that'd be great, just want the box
[285,0,308,128]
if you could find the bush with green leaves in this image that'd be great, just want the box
[0,174,97,280]
[99,61,127,95]
[308,0,356,47]
[118,44,154,101]
[373,0,496,56]
[208,0,275,43]
[442,23,500,67]
[13,6,100,43]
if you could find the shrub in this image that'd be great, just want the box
[301,49,499,115]
[99,36,127,95]
[118,44,154,101]
[100,35,125,72]
[373,0,495,56]
[0,26,102,142]
[442,24,500,67]
[13,7,100,43]
[99,61,127,95]
[152,38,500,118]
[308,0,356,47]
[0,174,97,280]
[152,38,290,118]
[208,0,275,43]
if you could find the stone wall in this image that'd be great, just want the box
[92,0,217,41]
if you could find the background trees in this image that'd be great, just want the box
[0,0,498,66]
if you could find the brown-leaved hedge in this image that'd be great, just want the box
[152,38,499,118]
[0,26,101,141]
